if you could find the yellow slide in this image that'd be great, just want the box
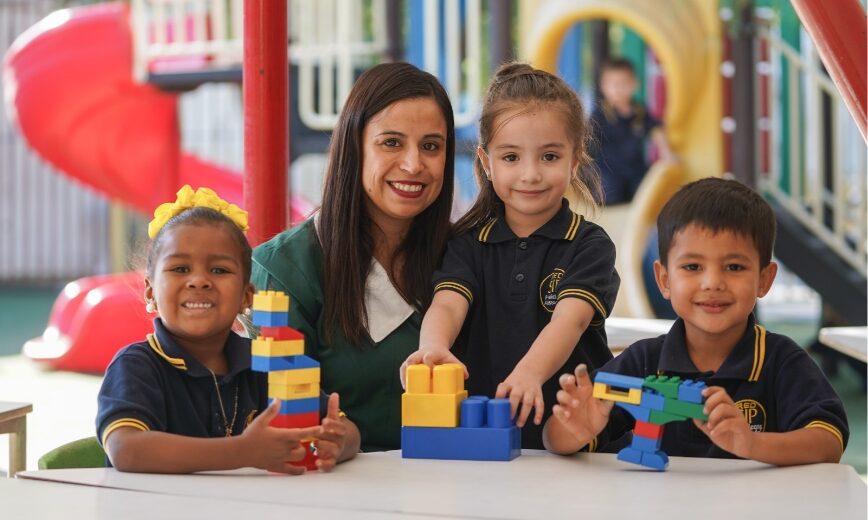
[520,0,724,317]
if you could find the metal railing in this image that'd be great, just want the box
[756,25,867,276]
[130,0,483,130]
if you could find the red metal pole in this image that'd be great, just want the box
[790,0,867,141]
[243,0,289,246]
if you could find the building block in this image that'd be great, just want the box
[401,425,520,461]
[252,309,289,327]
[677,379,707,404]
[616,447,644,465]
[270,411,319,429]
[252,337,304,357]
[640,390,665,411]
[643,375,682,399]
[633,420,664,439]
[271,397,319,415]
[432,364,464,394]
[592,382,642,405]
[269,382,320,400]
[402,392,468,427]
[662,397,708,421]
[268,367,320,386]
[648,409,691,425]
[289,440,319,471]
[252,354,319,372]
[639,451,669,470]
[616,402,651,422]
[631,433,663,453]
[258,326,304,341]
[594,372,645,390]
[252,290,290,312]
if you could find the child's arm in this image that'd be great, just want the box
[496,298,595,427]
[312,393,360,471]
[695,386,843,465]
[543,364,615,454]
[105,399,320,474]
[399,290,469,388]
[650,127,677,163]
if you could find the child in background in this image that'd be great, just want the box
[590,58,676,204]
[401,63,620,449]
[544,178,848,465]
[96,185,359,473]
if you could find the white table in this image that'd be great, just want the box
[0,402,32,477]
[606,317,673,351]
[0,477,431,519]
[17,451,867,519]
[819,327,868,363]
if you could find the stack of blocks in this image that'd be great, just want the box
[593,372,708,470]
[401,363,521,461]
[251,290,320,470]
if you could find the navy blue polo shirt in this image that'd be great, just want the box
[434,199,620,449]
[590,100,660,204]
[599,315,849,458]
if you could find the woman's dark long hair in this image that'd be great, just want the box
[318,62,456,346]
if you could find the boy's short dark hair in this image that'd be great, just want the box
[657,177,776,266]
[600,57,636,77]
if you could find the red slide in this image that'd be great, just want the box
[5,3,309,372]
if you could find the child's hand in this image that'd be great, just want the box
[313,393,349,472]
[551,364,614,441]
[496,369,544,427]
[693,386,754,459]
[399,349,468,389]
[240,399,321,475]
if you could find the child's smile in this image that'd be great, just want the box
[145,223,253,353]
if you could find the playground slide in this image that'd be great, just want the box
[5,3,309,372]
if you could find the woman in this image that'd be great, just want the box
[252,62,455,451]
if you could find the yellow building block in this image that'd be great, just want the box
[592,382,642,405]
[432,364,464,394]
[269,367,320,386]
[402,391,468,427]
[269,382,320,400]
[406,364,431,394]
[253,290,290,312]
[252,337,304,357]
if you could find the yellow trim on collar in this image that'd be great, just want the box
[804,421,844,451]
[557,288,607,317]
[434,281,474,304]
[147,333,187,371]
[564,213,581,241]
[748,324,766,382]
[477,218,497,242]
[102,418,150,447]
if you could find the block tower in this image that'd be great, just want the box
[251,290,320,470]
[401,363,521,461]
[593,372,708,470]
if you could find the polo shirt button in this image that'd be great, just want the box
[515,273,525,282]
[518,241,528,250]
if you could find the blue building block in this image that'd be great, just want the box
[640,390,665,411]
[616,447,644,465]
[594,372,645,390]
[615,402,651,422]
[677,379,707,404]
[251,354,319,372]
[270,397,319,415]
[631,433,663,453]
[640,451,669,471]
[401,426,521,461]
[252,310,289,327]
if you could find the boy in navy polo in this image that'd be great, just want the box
[544,178,848,464]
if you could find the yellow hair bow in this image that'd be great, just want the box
[148,185,249,239]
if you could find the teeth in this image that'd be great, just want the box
[390,182,423,193]
[184,302,213,309]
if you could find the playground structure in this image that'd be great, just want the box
[3,0,865,372]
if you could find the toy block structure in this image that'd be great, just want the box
[251,290,320,470]
[401,363,520,461]
[593,372,708,471]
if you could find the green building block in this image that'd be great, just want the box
[643,375,682,399]
[648,409,687,425]
[663,398,708,421]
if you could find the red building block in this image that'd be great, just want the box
[270,411,319,429]
[634,420,664,439]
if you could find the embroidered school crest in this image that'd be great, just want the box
[735,399,766,432]
[539,268,564,313]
